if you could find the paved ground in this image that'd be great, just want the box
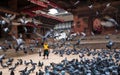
[0,50,80,75]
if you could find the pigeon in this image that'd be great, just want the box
[15,61,20,66]
[24,60,30,66]
[101,16,119,28]
[24,70,31,75]
[80,32,86,39]
[88,5,93,9]
[0,54,5,59]
[12,34,25,52]
[0,71,2,75]
[3,27,9,32]
[19,67,28,73]
[28,65,36,72]
[73,0,80,6]
[38,69,44,75]
[75,39,80,45]
[1,63,8,68]
[19,16,41,25]
[106,40,114,49]
[60,70,65,75]
[19,16,29,25]
[0,20,6,25]
[10,70,15,75]
[0,54,6,64]
[23,26,27,33]
[112,70,118,75]
[38,61,44,68]
[105,35,110,40]
[9,64,17,71]
[17,59,23,65]
[1,14,17,33]
[30,59,37,65]
[106,3,111,7]
[35,29,54,42]
[7,58,14,62]
[2,13,16,23]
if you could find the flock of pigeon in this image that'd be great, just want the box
[0,13,41,33]
[0,13,42,53]
[50,48,120,75]
[0,30,119,75]
[0,54,44,75]
[0,45,120,75]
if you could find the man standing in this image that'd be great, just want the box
[43,42,49,59]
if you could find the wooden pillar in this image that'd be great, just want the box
[87,9,94,35]
[87,17,93,35]
[8,0,18,11]
[9,25,18,38]
[0,26,2,38]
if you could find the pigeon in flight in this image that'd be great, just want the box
[19,16,29,25]
[88,5,93,9]
[0,13,19,33]
[101,16,119,28]
[36,29,54,42]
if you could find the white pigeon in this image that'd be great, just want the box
[74,0,80,6]
[81,32,86,37]
[0,20,6,25]
[101,21,114,27]
[19,17,42,25]
[96,11,99,15]
[88,5,93,9]
[106,3,111,7]
[1,14,20,26]
[2,13,16,23]
[12,35,24,46]
[23,27,27,33]
[80,32,86,39]
[101,17,119,27]
[91,32,95,36]
[0,47,2,50]
[19,16,29,25]
[3,27,9,32]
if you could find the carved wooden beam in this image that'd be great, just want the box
[0,7,19,15]
[29,0,48,8]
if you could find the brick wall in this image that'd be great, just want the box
[72,16,119,35]
[73,15,88,33]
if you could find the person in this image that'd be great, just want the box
[38,47,42,56]
[43,42,49,59]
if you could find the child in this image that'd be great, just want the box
[38,48,42,56]
[43,43,49,59]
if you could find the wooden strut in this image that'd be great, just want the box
[0,7,19,15]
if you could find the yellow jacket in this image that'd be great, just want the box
[44,44,49,50]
